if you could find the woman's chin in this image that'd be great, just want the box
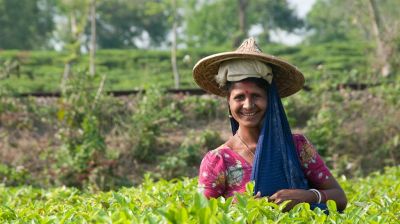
[238,119,263,128]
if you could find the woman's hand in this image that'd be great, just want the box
[270,189,316,211]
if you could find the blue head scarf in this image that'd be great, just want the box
[229,79,327,211]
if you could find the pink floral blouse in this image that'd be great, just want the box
[198,134,332,198]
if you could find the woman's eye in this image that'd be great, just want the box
[234,95,245,100]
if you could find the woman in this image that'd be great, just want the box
[193,38,347,211]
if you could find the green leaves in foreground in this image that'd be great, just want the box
[0,166,399,223]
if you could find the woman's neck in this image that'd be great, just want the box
[236,127,259,146]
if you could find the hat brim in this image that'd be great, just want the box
[193,51,304,98]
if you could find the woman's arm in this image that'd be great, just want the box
[313,175,347,211]
[269,176,347,211]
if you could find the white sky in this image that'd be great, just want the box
[289,0,317,18]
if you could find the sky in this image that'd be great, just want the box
[289,0,317,18]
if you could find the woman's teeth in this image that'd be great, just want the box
[242,112,256,116]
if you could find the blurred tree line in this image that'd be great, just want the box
[1,0,399,77]
[0,0,303,50]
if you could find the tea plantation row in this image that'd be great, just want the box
[0,166,399,223]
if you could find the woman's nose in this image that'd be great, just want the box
[243,98,254,109]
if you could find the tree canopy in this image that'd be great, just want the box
[0,0,399,58]
[0,0,54,49]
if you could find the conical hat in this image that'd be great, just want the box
[192,37,305,97]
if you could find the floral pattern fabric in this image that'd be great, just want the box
[198,134,332,198]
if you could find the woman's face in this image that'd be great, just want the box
[228,81,267,129]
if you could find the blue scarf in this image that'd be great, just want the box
[229,81,327,211]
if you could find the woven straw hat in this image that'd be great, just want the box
[193,37,305,98]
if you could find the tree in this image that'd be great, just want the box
[89,0,96,76]
[306,0,363,43]
[95,0,169,48]
[0,0,55,49]
[248,0,303,45]
[170,0,180,88]
[307,0,400,77]
[56,0,90,91]
[184,0,302,48]
[184,0,238,48]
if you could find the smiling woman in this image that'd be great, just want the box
[193,37,347,212]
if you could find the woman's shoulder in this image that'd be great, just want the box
[202,145,235,162]
[199,145,233,176]
[292,133,309,144]
[292,133,323,165]
[292,133,317,157]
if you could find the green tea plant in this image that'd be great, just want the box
[0,166,398,223]
[130,87,183,161]
[305,90,399,176]
[181,96,225,121]
[156,129,223,179]
[55,71,108,188]
[0,164,31,186]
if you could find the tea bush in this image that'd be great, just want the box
[156,129,224,179]
[0,166,398,223]
[305,90,400,176]
[0,163,31,186]
[180,96,225,122]
[130,87,183,161]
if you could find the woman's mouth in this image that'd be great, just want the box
[241,112,257,117]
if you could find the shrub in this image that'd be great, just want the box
[156,130,223,179]
[0,163,31,186]
[181,95,225,122]
[305,90,400,176]
[129,87,183,161]
[54,72,109,188]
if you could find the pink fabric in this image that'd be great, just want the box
[198,134,332,198]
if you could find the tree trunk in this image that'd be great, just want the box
[89,0,96,76]
[234,0,248,47]
[61,63,71,93]
[171,0,180,89]
[367,0,391,77]
[61,12,78,93]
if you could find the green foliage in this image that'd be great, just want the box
[0,0,55,49]
[0,166,399,223]
[305,90,399,176]
[0,164,31,186]
[96,0,169,48]
[184,0,238,48]
[0,41,375,94]
[55,71,108,188]
[181,95,225,121]
[306,0,362,43]
[130,87,183,161]
[184,0,302,47]
[248,0,303,44]
[0,49,199,93]
[157,130,223,179]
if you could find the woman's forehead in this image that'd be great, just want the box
[231,81,265,91]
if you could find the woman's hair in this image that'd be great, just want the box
[225,77,269,94]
